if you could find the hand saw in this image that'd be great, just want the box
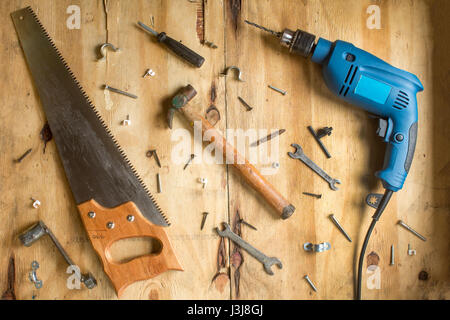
[11,7,182,297]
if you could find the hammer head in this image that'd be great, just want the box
[168,85,197,129]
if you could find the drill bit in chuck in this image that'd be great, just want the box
[244,20,282,38]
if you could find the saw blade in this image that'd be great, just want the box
[11,7,169,227]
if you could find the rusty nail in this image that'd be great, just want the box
[15,148,32,163]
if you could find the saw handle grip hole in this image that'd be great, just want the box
[107,237,163,264]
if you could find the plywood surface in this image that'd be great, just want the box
[0,0,448,300]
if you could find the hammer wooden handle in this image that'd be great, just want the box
[180,105,295,219]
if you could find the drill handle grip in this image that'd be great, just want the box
[376,119,418,191]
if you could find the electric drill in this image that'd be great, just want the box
[245,20,424,299]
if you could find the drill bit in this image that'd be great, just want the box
[244,20,282,38]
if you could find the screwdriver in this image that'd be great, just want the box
[138,21,205,68]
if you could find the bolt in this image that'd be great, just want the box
[397,220,427,241]
[106,222,115,229]
[272,162,280,169]
[329,214,352,242]
[268,85,287,95]
[302,192,322,199]
[104,85,138,99]
[157,173,162,193]
[304,275,317,292]
[88,211,96,218]
[127,215,135,222]
[390,245,395,265]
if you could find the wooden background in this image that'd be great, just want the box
[0,0,448,300]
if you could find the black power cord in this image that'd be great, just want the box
[356,189,394,300]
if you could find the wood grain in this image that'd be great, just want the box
[0,0,448,300]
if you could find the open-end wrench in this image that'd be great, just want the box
[215,222,282,275]
[288,143,341,190]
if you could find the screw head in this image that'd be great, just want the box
[127,215,135,222]
[395,133,404,142]
[106,222,115,229]
[88,211,96,218]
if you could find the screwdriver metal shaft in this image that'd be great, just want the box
[137,21,158,36]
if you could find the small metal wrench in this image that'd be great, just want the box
[288,143,341,190]
[216,222,282,275]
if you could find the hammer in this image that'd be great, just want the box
[168,85,295,219]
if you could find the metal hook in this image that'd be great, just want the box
[220,66,245,82]
[97,43,120,61]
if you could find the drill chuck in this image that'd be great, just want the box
[244,20,315,57]
[280,28,316,57]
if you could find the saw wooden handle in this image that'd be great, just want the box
[180,106,295,219]
[77,200,182,298]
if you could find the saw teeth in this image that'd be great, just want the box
[24,6,169,225]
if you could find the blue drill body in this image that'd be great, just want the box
[244,20,424,191]
[311,38,423,191]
